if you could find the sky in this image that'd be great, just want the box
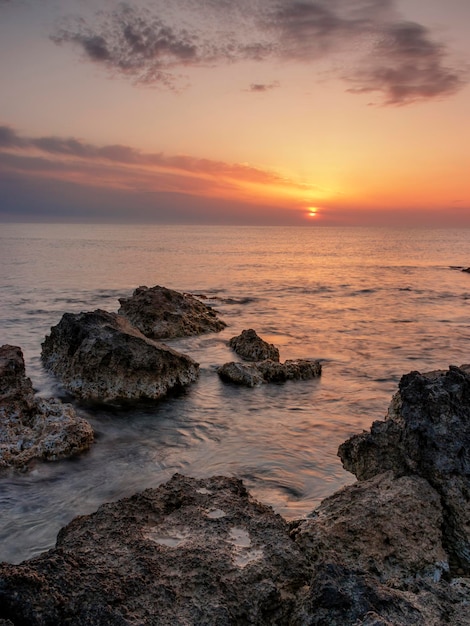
[0,0,469,226]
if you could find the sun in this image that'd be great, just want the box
[307,207,319,218]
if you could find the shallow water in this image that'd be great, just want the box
[1,224,470,563]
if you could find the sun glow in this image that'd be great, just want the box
[307,207,319,217]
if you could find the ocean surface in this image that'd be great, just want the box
[1,223,470,564]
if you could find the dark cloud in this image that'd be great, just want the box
[345,21,464,104]
[49,0,466,104]
[247,81,279,92]
[0,125,25,147]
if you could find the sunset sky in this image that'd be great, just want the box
[1,0,469,226]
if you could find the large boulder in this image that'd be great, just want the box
[41,310,199,402]
[118,285,226,339]
[293,472,448,584]
[338,365,470,574]
[0,474,309,625]
[218,358,321,386]
[229,329,280,362]
[0,344,93,470]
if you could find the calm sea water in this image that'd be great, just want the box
[1,223,470,563]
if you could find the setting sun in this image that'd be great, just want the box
[308,207,319,218]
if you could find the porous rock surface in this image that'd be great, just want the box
[0,344,93,470]
[229,329,280,362]
[41,309,199,402]
[0,474,309,625]
[338,365,470,574]
[218,358,321,386]
[2,366,470,624]
[118,285,226,339]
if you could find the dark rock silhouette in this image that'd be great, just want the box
[0,344,93,470]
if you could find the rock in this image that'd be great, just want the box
[217,361,264,387]
[118,285,226,339]
[258,359,322,382]
[462,268,470,273]
[41,310,199,402]
[0,474,310,625]
[0,345,93,470]
[293,472,448,584]
[338,365,470,574]
[229,329,280,362]
[217,358,321,386]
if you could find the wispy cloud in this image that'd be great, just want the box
[247,81,280,92]
[50,0,466,105]
[0,124,315,206]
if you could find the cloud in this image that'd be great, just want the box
[247,81,280,92]
[345,21,464,104]
[49,0,466,104]
[0,125,314,211]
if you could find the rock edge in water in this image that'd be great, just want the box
[41,309,199,402]
[1,365,470,624]
[118,285,226,339]
[229,329,280,362]
[0,344,93,471]
[219,328,321,387]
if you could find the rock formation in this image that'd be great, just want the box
[0,474,309,625]
[2,365,470,624]
[338,365,470,575]
[218,359,322,387]
[219,328,321,387]
[229,329,280,362]
[0,344,93,470]
[41,309,199,402]
[118,285,226,340]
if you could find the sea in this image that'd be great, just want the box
[1,223,470,564]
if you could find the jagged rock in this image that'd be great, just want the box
[293,472,448,584]
[218,358,321,386]
[229,329,280,362]
[258,359,322,382]
[41,310,199,402]
[338,365,470,574]
[0,474,310,625]
[0,345,93,470]
[118,285,226,340]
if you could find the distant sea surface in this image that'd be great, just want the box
[1,223,470,563]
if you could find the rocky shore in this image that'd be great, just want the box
[0,344,93,470]
[1,363,470,624]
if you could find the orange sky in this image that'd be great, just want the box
[0,0,469,225]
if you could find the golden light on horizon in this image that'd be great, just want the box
[307,207,319,217]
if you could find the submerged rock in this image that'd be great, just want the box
[0,344,93,470]
[218,358,321,386]
[0,474,309,625]
[229,329,280,362]
[118,285,226,340]
[41,309,199,403]
[338,365,470,574]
